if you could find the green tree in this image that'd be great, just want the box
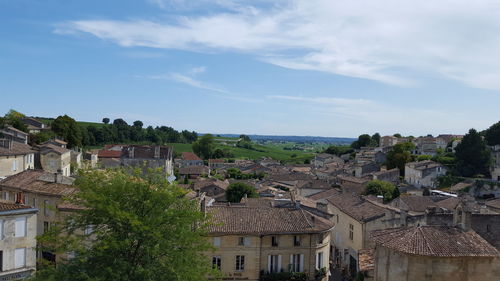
[192,134,215,159]
[386,142,415,176]
[393,133,402,138]
[3,109,28,132]
[225,182,258,203]
[34,169,216,281]
[455,128,490,177]
[51,115,83,148]
[239,134,251,142]
[364,180,399,203]
[484,121,500,146]
[351,134,372,149]
[371,133,381,147]
[102,118,110,125]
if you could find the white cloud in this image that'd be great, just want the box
[57,0,500,89]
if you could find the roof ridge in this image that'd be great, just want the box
[418,226,434,256]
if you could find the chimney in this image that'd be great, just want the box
[154,146,160,159]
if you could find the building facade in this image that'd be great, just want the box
[0,139,35,178]
[0,201,38,280]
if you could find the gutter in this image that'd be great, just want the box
[0,207,38,216]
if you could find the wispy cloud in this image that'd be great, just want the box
[57,0,500,89]
[143,67,258,102]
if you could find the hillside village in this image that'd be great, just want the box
[1,111,500,281]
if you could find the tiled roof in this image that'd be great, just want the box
[0,170,76,197]
[122,145,172,159]
[371,226,500,257]
[179,165,209,175]
[435,197,460,211]
[398,196,439,212]
[326,193,386,222]
[40,143,70,155]
[98,150,123,158]
[207,205,334,235]
[0,141,35,156]
[0,200,34,212]
[193,179,229,191]
[406,160,443,170]
[307,188,341,201]
[3,126,28,136]
[209,159,225,163]
[486,198,500,210]
[182,152,202,161]
[450,182,473,192]
[297,180,332,190]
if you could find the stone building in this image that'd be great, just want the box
[379,136,398,148]
[121,145,173,176]
[0,139,35,178]
[404,160,447,188]
[0,126,28,145]
[180,152,204,167]
[39,144,71,176]
[371,225,500,281]
[0,169,76,262]
[206,198,334,281]
[0,200,38,280]
[314,154,344,168]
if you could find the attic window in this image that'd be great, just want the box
[271,236,279,247]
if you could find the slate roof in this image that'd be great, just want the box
[207,205,334,235]
[326,193,386,222]
[182,152,202,161]
[371,226,500,257]
[0,141,35,156]
[0,170,76,197]
[0,200,34,212]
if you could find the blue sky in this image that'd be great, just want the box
[1,0,500,138]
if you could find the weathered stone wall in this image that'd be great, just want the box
[374,245,500,281]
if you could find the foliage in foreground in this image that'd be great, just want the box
[33,169,218,281]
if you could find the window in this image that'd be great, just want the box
[293,235,301,247]
[317,233,324,244]
[290,254,304,272]
[212,256,221,270]
[12,160,17,171]
[44,221,50,233]
[84,225,94,235]
[0,251,3,271]
[0,220,3,240]
[213,237,221,247]
[271,236,279,247]
[487,224,492,233]
[14,248,26,268]
[235,255,245,271]
[44,200,49,216]
[238,237,245,246]
[32,198,37,208]
[349,224,354,240]
[316,252,323,269]
[15,217,26,237]
[24,195,29,206]
[2,192,8,201]
[268,255,281,273]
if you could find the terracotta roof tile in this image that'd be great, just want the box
[358,249,374,272]
[98,150,123,158]
[326,193,386,222]
[371,226,500,257]
[0,170,76,197]
[182,152,202,161]
[0,200,34,212]
[0,140,35,156]
[307,188,341,201]
[207,205,334,235]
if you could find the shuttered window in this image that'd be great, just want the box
[14,248,26,268]
[15,217,26,237]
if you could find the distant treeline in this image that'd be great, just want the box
[1,110,198,148]
[213,133,356,144]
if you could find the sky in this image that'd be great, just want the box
[1,0,500,138]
